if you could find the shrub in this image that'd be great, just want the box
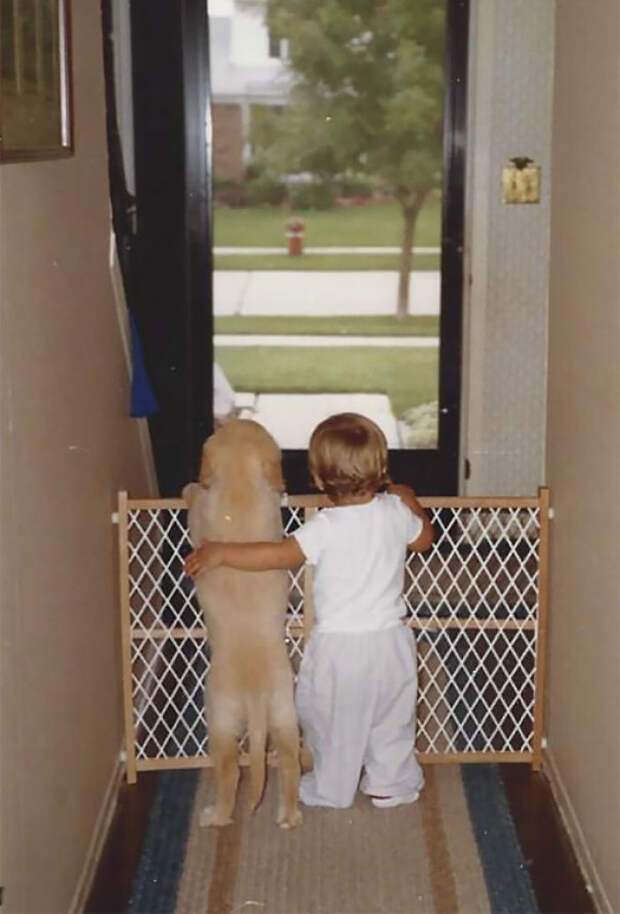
[335,176,374,198]
[288,181,335,211]
[213,176,246,207]
[245,173,287,206]
[400,400,439,448]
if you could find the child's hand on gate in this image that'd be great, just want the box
[184,541,223,577]
[387,483,434,552]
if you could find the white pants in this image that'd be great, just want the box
[295,623,424,808]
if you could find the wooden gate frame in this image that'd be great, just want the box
[117,488,550,783]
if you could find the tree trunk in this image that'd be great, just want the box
[396,192,426,319]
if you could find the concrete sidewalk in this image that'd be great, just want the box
[214,270,440,316]
[214,334,438,347]
[235,392,404,449]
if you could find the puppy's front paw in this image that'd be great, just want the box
[199,805,234,828]
[277,806,303,829]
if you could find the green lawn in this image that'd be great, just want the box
[215,345,438,418]
[213,197,441,248]
[214,253,440,271]
[214,315,439,337]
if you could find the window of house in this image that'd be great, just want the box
[268,30,281,58]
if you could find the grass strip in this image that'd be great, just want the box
[213,198,441,248]
[214,253,439,271]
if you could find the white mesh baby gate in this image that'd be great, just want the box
[117,489,550,783]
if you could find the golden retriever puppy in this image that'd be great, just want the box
[183,419,301,828]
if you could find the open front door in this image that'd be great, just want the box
[125,0,213,496]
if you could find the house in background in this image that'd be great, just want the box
[209,0,290,180]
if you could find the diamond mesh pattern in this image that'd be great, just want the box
[405,506,541,754]
[283,505,306,668]
[126,506,208,759]
[120,496,545,770]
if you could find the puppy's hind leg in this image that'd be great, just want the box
[271,709,302,829]
[200,727,240,828]
[300,739,314,773]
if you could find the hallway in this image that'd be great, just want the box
[1,2,617,911]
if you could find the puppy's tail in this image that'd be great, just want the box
[247,695,268,811]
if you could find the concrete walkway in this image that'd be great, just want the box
[214,334,438,347]
[214,270,440,316]
[235,392,404,449]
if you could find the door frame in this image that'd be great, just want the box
[127,0,213,496]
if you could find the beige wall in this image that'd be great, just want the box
[0,3,156,912]
[546,2,620,912]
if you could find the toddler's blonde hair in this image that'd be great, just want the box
[308,413,390,500]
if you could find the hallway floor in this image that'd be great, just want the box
[86,763,595,914]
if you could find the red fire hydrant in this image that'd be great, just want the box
[286,217,305,256]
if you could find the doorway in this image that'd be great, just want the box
[208,0,468,493]
[123,0,467,495]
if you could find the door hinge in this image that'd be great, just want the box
[464,458,471,480]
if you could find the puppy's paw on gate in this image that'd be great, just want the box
[199,805,234,828]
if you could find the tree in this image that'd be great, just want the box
[260,0,445,317]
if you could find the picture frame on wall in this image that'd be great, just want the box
[0,0,73,162]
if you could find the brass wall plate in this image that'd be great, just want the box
[502,162,541,204]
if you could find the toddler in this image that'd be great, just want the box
[184,413,434,809]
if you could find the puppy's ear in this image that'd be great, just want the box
[264,455,285,493]
[199,440,214,488]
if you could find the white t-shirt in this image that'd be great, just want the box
[292,493,423,633]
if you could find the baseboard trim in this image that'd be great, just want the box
[543,747,613,914]
[69,747,126,914]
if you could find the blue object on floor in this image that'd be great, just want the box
[129,311,159,417]
[127,770,199,913]
[461,764,539,914]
